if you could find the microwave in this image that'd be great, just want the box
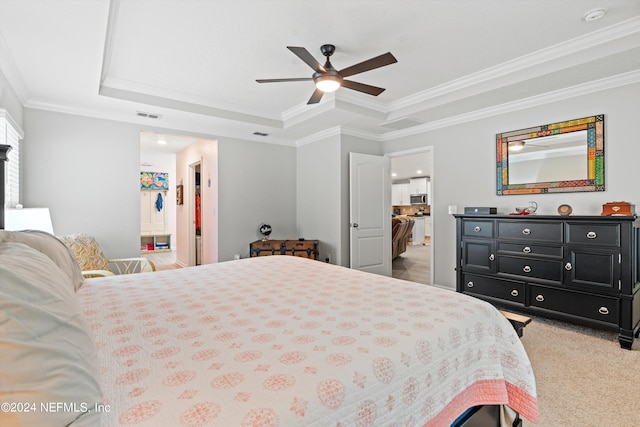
[410,194,427,205]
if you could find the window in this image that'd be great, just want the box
[0,110,23,208]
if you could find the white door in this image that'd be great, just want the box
[349,152,391,276]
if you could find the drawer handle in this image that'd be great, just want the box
[598,307,609,315]
[535,294,545,302]
[565,262,572,271]
[523,265,532,273]
[522,228,531,235]
[489,254,495,261]
[474,226,481,232]
[467,281,474,288]
[511,290,519,297]
[522,246,531,254]
[586,231,597,239]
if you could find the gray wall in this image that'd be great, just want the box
[22,109,141,258]
[0,70,23,128]
[21,108,298,261]
[296,135,341,264]
[296,132,383,267]
[382,82,640,289]
[217,137,297,261]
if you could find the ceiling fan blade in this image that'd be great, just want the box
[341,80,386,96]
[287,46,326,73]
[307,88,324,104]
[339,52,397,78]
[256,78,312,83]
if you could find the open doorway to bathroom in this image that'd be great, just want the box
[388,148,433,286]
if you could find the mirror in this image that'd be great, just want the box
[497,114,604,195]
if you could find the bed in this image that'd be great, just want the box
[0,230,538,427]
[0,152,537,426]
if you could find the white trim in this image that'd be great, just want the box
[378,70,640,141]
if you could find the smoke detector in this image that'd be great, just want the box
[583,8,606,22]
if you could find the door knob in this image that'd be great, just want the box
[352,223,359,228]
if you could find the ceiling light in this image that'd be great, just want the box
[157,139,167,145]
[391,173,397,177]
[416,170,422,174]
[583,8,606,22]
[313,73,342,93]
[509,141,525,152]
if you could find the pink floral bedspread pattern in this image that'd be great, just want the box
[77,256,537,426]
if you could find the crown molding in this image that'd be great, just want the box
[294,126,342,146]
[379,70,640,141]
[387,16,640,113]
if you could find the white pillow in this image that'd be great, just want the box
[0,230,83,290]
[0,242,103,426]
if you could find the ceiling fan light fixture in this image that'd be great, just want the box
[314,74,341,92]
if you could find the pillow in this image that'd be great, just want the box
[0,230,83,291]
[0,242,103,427]
[57,233,110,273]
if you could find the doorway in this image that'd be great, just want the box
[388,147,434,286]
[190,161,202,266]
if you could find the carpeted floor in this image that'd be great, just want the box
[519,315,639,426]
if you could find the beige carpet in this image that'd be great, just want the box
[520,315,639,426]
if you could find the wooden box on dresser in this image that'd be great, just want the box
[454,214,640,349]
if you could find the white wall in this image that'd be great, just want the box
[382,82,640,290]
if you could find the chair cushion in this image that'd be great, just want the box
[57,234,110,272]
[0,230,84,291]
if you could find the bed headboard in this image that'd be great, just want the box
[0,144,11,230]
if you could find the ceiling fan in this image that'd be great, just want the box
[256,44,397,105]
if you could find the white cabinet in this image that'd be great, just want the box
[141,190,167,235]
[141,190,170,252]
[409,178,428,195]
[412,217,425,245]
[424,216,432,237]
[392,183,410,205]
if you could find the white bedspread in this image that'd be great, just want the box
[77,256,538,426]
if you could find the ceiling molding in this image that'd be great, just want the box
[100,0,120,87]
[378,70,640,141]
[294,126,342,146]
[387,16,640,114]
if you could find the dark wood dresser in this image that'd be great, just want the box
[454,214,640,349]
[250,239,319,260]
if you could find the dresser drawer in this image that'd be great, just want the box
[283,239,319,260]
[529,285,618,325]
[497,221,562,242]
[498,255,563,283]
[566,222,620,246]
[498,242,563,258]
[250,240,284,256]
[461,273,525,304]
[462,220,494,238]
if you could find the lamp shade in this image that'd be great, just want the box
[5,208,54,234]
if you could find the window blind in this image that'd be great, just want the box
[0,112,23,208]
